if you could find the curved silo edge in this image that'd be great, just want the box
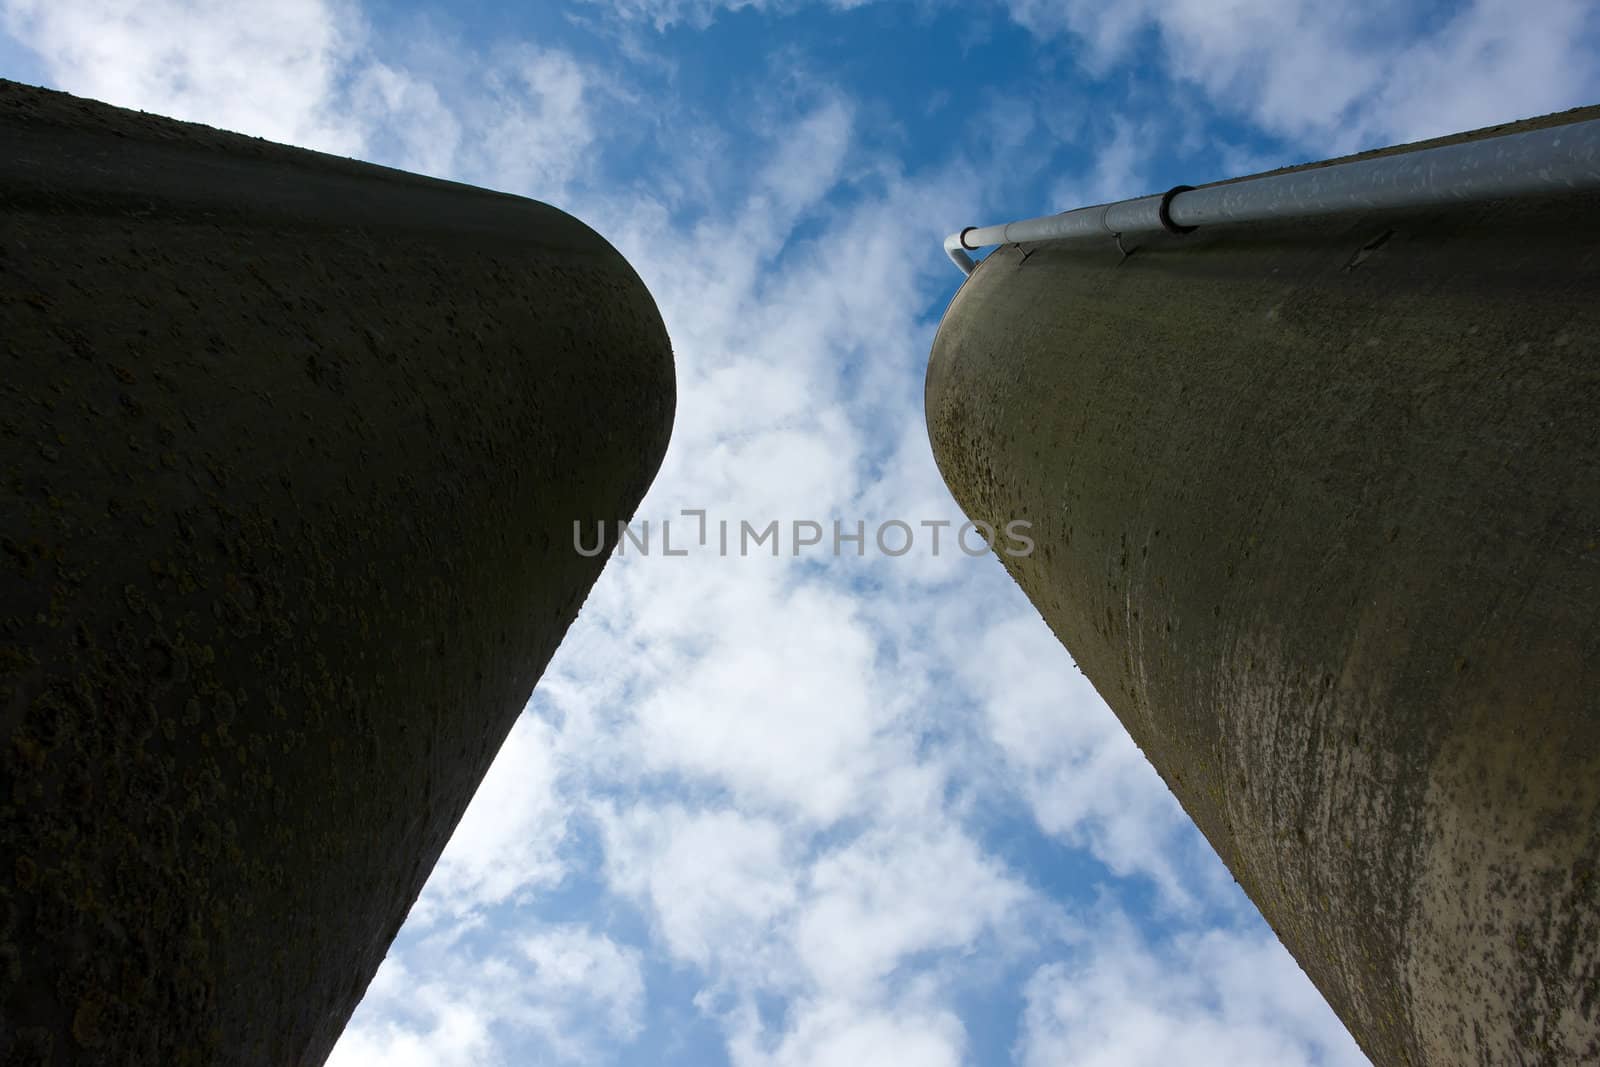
[926,108,1600,1066]
[0,77,674,1066]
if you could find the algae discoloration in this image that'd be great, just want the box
[927,109,1600,1066]
[0,79,674,1065]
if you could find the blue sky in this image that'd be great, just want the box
[5,2,1598,1065]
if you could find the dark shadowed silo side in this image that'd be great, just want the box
[0,80,673,1065]
[928,110,1599,1066]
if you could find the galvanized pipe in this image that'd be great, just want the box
[944,116,1600,274]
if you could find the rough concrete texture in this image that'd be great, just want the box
[0,79,674,1065]
[928,107,1600,1066]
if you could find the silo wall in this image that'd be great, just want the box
[927,110,1600,1066]
[0,80,674,1065]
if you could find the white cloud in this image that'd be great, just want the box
[1,0,366,152]
[406,714,570,926]
[598,800,1034,1062]
[793,824,1030,998]
[328,960,498,1067]
[521,925,648,1043]
[728,996,968,1067]
[330,925,646,1067]
[346,60,463,177]
[1007,0,1600,152]
[590,0,820,32]
[1018,914,1366,1067]
[1044,111,1169,209]
[456,47,599,196]
[2,0,603,201]
[600,804,800,978]
[961,614,1229,909]
[1364,0,1600,144]
[623,577,888,824]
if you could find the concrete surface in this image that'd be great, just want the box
[928,107,1600,1066]
[0,79,674,1065]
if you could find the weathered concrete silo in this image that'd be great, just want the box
[929,109,1600,1065]
[0,80,673,1065]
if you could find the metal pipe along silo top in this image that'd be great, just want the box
[944,112,1600,273]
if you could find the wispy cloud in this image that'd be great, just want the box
[1019,914,1365,1067]
[1004,0,1600,151]
[406,715,571,926]
[2,0,367,151]
[327,923,646,1066]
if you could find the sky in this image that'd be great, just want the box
[4,2,1598,1065]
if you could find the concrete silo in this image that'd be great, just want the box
[0,80,673,1065]
[928,108,1600,1065]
